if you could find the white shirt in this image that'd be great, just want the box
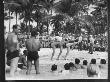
[90,37,95,44]
[55,36,62,42]
[78,36,82,42]
[20,47,26,55]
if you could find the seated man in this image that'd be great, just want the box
[69,62,77,72]
[18,50,27,69]
[25,30,41,75]
[59,63,70,75]
[81,60,88,69]
[50,64,59,75]
[99,59,107,69]
[74,58,82,69]
[87,59,100,77]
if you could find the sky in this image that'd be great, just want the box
[4,3,97,32]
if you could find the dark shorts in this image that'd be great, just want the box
[27,51,39,61]
[68,40,74,43]
[7,50,19,60]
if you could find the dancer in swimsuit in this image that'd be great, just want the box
[50,33,64,60]
[6,25,20,76]
[63,34,77,60]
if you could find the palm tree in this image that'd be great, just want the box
[90,0,107,34]
[38,0,56,33]
[50,14,65,33]
[53,0,91,34]
[18,0,40,33]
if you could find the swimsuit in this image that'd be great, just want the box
[7,50,19,60]
[27,51,39,61]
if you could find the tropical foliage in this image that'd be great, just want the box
[4,0,107,35]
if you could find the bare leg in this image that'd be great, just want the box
[51,42,56,60]
[10,57,19,77]
[5,54,7,70]
[51,46,55,60]
[26,59,32,75]
[56,44,63,60]
[34,58,40,74]
[22,56,27,66]
[64,46,70,60]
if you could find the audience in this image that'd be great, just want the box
[99,59,107,69]
[74,58,81,69]
[18,50,27,69]
[51,64,59,75]
[81,60,88,69]
[60,63,70,75]
[51,64,57,71]
[69,62,77,72]
[87,59,100,78]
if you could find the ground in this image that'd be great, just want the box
[5,48,108,80]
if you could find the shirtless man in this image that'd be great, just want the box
[25,30,41,75]
[6,25,20,76]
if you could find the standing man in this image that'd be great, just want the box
[6,25,20,76]
[25,30,41,75]
[78,34,83,51]
[89,35,95,54]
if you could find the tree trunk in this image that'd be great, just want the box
[74,25,77,34]
[9,10,11,32]
[47,20,49,34]
[26,22,27,33]
[16,12,17,25]
[28,20,30,33]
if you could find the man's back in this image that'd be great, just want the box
[26,38,41,52]
[6,33,19,52]
[87,64,100,77]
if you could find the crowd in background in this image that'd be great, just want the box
[15,31,108,52]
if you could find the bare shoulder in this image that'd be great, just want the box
[25,39,30,44]
[7,33,17,39]
[34,39,40,42]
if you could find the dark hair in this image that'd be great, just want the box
[23,50,27,54]
[75,58,80,64]
[51,64,57,71]
[4,26,6,29]
[83,60,88,65]
[23,50,28,56]
[100,59,106,64]
[69,62,74,68]
[31,30,38,36]
[91,59,96,64]
[13,25,18,29]
[64,63,70,70]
